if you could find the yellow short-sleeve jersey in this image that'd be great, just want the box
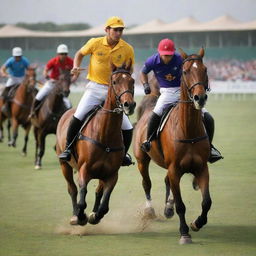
[80,36,135,85]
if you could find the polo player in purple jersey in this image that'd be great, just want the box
[140,38,223,163]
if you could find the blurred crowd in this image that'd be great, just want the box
[205,59,256,81]
[1,59,256,85]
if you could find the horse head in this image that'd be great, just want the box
[25,66,37,92]
[110,60,136,115]
[179,48,209,110]
[56,68,71,97]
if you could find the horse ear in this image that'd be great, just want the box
[179,48,188,60]
[198,47,205,58]
[125,58,132,72]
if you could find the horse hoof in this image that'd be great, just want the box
[144,207,156,219]
[190,221,200,232]
[88,212,100,225]
[70,215,78,225]
[164,206,174,219]
[21,152,27,157]
[78,214,88,226]
[34,165,41,170]
[179,234,192,245]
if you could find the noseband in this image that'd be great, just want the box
[182,56,209,101]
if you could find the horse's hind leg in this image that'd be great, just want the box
[60,161,79,225]
[9,118,18,147]
[164,175,175,218]
[7,119,11,145]
[190,167,212,232]
[88,173,118,225]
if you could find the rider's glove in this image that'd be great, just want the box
[143,83,151,95]
[45,75,50,80]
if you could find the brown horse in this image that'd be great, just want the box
[31,69,71,169]
[0,67,37,155]
[133,48,211,244]
[56,63,135,226]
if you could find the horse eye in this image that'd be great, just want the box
[183,70,187,75]
[113,80,116,85]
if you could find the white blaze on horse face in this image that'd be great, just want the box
[192,62,198,69]
[122,74,127,78]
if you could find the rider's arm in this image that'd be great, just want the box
[43,66,50,79]
[0,65,8,77]
[140,65,151,94]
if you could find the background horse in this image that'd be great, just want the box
[31,69,71,169]
[56,62,135,226]
[0,68,37,155]
[133,48,211,244]
[8,67,37,155]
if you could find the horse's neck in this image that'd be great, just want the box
[14,78,29,100]
[45,90,63,111]
[98,89,123,138]
[178,83,204,138]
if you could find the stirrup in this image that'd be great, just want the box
[208,147,223,164]
[122,153,134,166]
[59,149,72,161]
[141,141,151,152]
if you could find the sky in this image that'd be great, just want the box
[1,0,255,27]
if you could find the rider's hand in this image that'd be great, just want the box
[45,75,50,80]
[71,67,81,76]
[143,83,151,95]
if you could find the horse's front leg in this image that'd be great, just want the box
[164,175,175,218]
[35,131,46,169]
[76,163,90,226]
[21,123,31,156]
[190,166,212,232]
[8,118,18,147]
[168,166,191,244]
[92,180,104,213]
[88,173,118,225]
[7,118,11,145]
[137,157,156,218]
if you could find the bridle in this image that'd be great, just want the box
[101,69,134,114]
[181,55,209,102]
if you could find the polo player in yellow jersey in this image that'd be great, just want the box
[59,16,135,166]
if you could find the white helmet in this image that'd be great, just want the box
[12,47,23,56]
[57,44,68,54]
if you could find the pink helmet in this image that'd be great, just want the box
[158,39,175,55]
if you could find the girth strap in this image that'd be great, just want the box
[175,135,208,144]
[78,133,124,153]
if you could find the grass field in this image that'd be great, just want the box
[0,93,255,256]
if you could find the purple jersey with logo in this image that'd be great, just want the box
[142,52,183,88]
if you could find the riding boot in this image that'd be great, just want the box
[141,112,161,152]
[121,129,134,166]
[28,99,41,119]
[203,112,223,163]
[59,116,83,161]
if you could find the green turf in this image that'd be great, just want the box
[0,93,255,256]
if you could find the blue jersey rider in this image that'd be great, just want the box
[0,47,30,115]
[140,38,223,163]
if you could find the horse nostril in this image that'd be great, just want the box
[123,102,129,108]
[194,95,199,101]
[205,94,208,100]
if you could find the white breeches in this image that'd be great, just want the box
[35,80,55,100]
[6,76,24,87]
[153,87,180,116]
[74,81,133,130]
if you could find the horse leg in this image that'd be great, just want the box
[34,127,39,166]
[164,175,175,218]
[137,158,156,218]
[88,173,118,225]
[8,118,18,147]
[168,167,191,244]
[76,163,90,226]
[59,161,79,225]
[7,118,11,145]
[35,131,46,169]
[190,167,212,232]
[21,123,31,156]
[92,181,104,213]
